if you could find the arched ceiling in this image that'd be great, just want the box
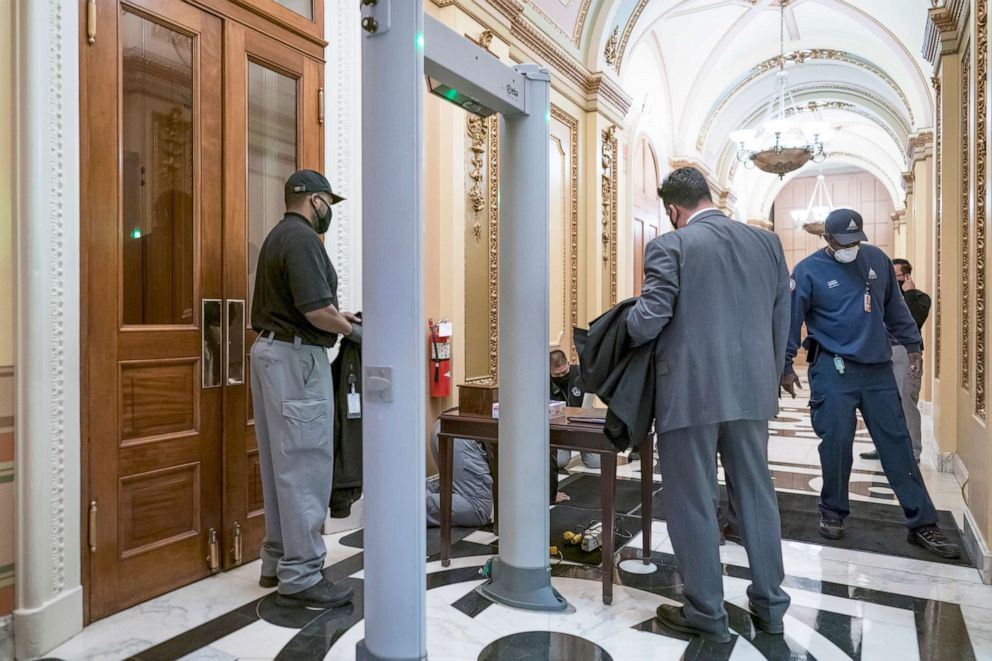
[525,0,935,215]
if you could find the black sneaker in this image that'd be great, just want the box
[259,574,278,589]
[819,515,844,540]
[656,604,732,644]
[860,450,879,460]
[908,525,961,559]
[629,449,641,462]
[276,578,354,609]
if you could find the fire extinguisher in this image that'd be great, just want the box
[428,318,452,398]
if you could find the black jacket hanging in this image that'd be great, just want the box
[330,320,363,517]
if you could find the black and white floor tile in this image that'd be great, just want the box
[47,391,992,660]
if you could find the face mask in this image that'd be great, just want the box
[667,207,679,231]
[833,245,860,263]
[311,196,332,234]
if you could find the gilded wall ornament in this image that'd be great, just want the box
[466,115,487,243]
[603,26,619,68]
[961,48,971,390]
[601,125,619,305]
[976,0,988,418]
[552,105,580,362]
[934,75,943,379]
[487,115,500,379]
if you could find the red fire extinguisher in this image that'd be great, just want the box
[429,318,452,398]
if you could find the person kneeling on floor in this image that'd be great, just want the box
[781,208,959,560]
[427,419,493,528]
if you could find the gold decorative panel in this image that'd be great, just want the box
[977,1,988,419]
[550,106,580,361]
[962,47,971,391]
[602,125,619,306]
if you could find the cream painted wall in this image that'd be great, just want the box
[0,0,13,369]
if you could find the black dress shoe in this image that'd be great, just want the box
[723,525,743,546]
[908,525,961,559]
[656,604,732,643]
[860,450,879,460]
[276,578,354,609]
[629,449,641,462]
[259,574,278,589]
[819,515,844,540]
[748,605,784,635]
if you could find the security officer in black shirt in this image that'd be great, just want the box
[250,169,359,609]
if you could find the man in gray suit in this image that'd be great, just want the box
[627,167,791,643]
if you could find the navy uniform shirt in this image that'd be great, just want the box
[785,243,921,373]
[251,212,340,348]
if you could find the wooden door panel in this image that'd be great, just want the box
[221,22,323,570]
[86,0,224,620]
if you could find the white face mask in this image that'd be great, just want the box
[833,245,860,263]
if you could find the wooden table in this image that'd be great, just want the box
[437,407,654,605]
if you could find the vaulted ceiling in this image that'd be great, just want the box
[523,0,934,217]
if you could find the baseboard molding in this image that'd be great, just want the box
[0,615,12,661]
[13,584,83,659]
[962,507,992,585]
[952,453,970,488]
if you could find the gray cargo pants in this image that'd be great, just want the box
[250,335,334,594]
[891,344,923,461]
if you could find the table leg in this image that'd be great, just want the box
[600,451,617,605]
[641,436,653,563]
[440,434,454,567]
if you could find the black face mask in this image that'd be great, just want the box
[311,196,332,234]
[552,375,570,392]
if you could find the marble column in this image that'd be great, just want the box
[13,0,83,657]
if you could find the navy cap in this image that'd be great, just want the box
[824,208,867,244]
[285,169,345,205]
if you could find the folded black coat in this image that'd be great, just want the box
[573,298,656,452]
[330,323,362,517]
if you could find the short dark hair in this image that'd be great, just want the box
[658,167,713,208]
[892,258,912,274]
[285,190,310,208]
[549,350,568,369]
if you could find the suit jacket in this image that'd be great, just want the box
[626,210,790,434]
[574,300,656,451]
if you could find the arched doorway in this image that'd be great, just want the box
[632,135,662,295]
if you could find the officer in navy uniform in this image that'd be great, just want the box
[250,169,360,608]
[781,209,959,559]
[549,349,601,470]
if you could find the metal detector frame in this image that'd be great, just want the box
[358,2,561,660]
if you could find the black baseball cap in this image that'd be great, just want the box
[285,169,345,205]
[824,208,867,244]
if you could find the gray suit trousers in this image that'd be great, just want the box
[657,420,790,634]
[250,336,334,594]
[891,344,923,460]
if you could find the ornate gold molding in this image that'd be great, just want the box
[603,25,619,68]
[428,0,632,118]
[467,115,487,243]
[487,115,500,380]
[905,131,934,166]
[602,125,619,305]
[962,46,971,391]
[934,71,943,379]
[976,1,988,418]
[551,105,580,362]
[615,0,649,73]
[924,0,968,64]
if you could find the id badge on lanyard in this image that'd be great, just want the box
[864,286,872,313]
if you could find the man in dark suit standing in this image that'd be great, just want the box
[627,167,791,643]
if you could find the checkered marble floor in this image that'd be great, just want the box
[48,387,991,661]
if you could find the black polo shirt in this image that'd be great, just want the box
[251,213,339,348]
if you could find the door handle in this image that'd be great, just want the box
[225,300,245,385]
[202,299,222,388]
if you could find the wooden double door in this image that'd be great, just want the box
[81,0,325,621]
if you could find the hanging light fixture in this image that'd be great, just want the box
[732,0,826,178]
[789,172,834,235]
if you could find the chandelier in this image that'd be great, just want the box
[731,0,826,178]
[790,172,833,235]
